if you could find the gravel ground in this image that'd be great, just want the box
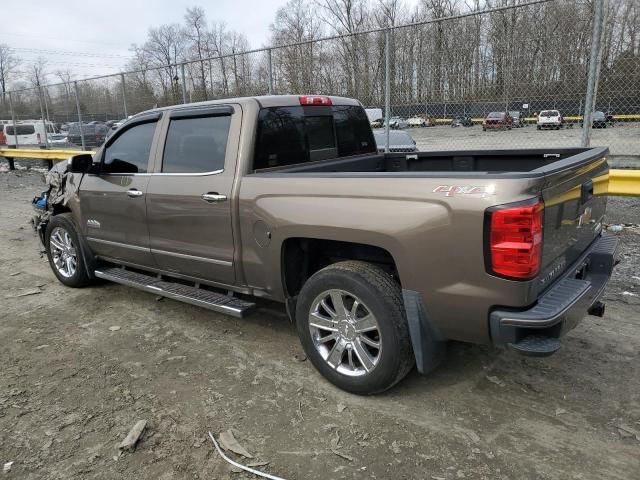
[0,168,639,480]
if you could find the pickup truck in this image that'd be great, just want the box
[34,95,619,395]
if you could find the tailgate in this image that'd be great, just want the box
[537,148,609,288]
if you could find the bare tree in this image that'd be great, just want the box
[0,44,19,105]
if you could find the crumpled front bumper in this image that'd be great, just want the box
[490,234,620,352]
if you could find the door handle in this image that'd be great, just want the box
[201,192,227,203]
[127,188,143,198]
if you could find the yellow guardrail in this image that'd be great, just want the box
[0,148,96,160]
[608,169,640,196]
[1,149,638,196]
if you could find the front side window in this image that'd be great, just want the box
[162,115,231,173]
[103,121,157,174]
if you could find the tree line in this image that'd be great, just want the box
[1,0,639,121]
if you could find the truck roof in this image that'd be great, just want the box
[136,94,362,118]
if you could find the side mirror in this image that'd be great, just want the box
[68,154,96,174]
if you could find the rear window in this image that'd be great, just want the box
[540,110,559,117]
[253,105,375,170]
[487,112,504,119]
[162,115,231,173]
[6,125,35,135]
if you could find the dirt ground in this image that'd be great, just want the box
[1,167,639,480]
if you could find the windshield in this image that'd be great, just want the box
[487,112,504,119]
[69,124,96,135]
[592,111,606,120]
[540,110,559,117]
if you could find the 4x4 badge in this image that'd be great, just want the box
[433,185,495,197]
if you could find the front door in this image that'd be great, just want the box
[146,105,239,285]
[79,117,161,266]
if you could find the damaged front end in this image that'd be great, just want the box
[31,160,84,246]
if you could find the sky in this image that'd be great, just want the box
[2,0,292,82]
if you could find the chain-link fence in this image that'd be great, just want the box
[0,0,638,159]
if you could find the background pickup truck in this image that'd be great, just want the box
[35,95,619,395]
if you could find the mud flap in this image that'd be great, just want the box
[402,289,446,374]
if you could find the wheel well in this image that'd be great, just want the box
[51,205,71,216]
[281,238,399,297]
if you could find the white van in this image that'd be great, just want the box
[4,121,57,146]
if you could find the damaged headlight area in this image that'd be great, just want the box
[31,160,82,246]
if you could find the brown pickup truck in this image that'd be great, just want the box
[34,95,619,395]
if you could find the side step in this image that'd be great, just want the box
[508,335,561,357]
[94,267,255,318]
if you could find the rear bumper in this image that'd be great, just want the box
[490,234,620,347]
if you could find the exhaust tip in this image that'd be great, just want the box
[588,301,606,317]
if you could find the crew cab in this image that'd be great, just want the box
[34,95,619,394]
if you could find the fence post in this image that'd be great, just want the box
[7,91,18,170]
[384,29,391,153]
[120,73,128,118]
[267,49,274,95]
[582,0,606,148]
[37,85,50,149]
[181,63,188,104]
[73,81,87,151]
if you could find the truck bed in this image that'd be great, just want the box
[255,147,605,177]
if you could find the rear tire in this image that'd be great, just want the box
[45,214,91,288]
[296,261,414,395]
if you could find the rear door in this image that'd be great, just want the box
[6,124,37,145]
[79,114,162,266]
[145,104,240,285]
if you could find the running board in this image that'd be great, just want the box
[94,267,255,318]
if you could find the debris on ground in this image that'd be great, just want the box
[218,429,253,458]
[209,431,286,480]
[3,462,13,473]
[617,424,640,441]
[7,288,41,298]
[555,408,568,416]
[486,375,505,387]
[109,326,121,332]
[608,224,624,233]
[337,403,347,413]
[118,420,147,452]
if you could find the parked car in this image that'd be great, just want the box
[67,123,109,147]
[48,132,68,145]
[0,124,6,145]
[537,110,563,130]
[370,118,383,129]
[33,94,618,395]
[509,111,525,128]
[406,115,434,128]
[591,111,609,129]
[482,112,512,131]
[4,121,57,146]
[373,130,417,153]
[386,116,408,129]
[451,116,473,127]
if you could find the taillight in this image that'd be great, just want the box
[486,200,544,280]
[299,95,332,106]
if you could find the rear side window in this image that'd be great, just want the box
[253,105,375,170]
[103,121,157,174]
[6,125,35,135]
[162,115,231,173]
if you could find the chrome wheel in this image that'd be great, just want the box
[308,289,382,377]
[49,227,77,278]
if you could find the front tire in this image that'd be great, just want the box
[296,261,414,395]
[45,214,91,288]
